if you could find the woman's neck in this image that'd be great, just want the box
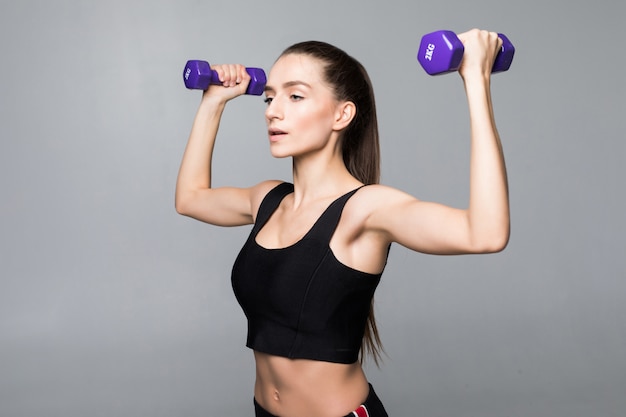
[290,153,360,208]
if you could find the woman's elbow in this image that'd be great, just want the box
[174,193,193,216]
[175,202,187,216]
[468,220,510,253]
[475,228,510,254]
[481,237,509,253]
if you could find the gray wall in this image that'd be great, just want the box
[1,0,624,416]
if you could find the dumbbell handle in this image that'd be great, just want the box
[183,60,267,95]
[418,30,515,75]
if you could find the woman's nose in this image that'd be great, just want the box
[265,98,282,120]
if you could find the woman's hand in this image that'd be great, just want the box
[457,29,503,80]
[202,63,252,103]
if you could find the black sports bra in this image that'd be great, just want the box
[231,182,386,364]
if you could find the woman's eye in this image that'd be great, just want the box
[263,97,273,104]
[290,94,303,101]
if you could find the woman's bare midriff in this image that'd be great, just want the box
[253,351,370,417]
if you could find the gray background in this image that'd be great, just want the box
[1,0,624,416]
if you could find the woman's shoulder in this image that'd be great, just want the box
[249,179,289,218]
[355,183,420,206]
[345,183,421,225]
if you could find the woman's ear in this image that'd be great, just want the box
[333,101,356,131]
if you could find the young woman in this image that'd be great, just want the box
[176,29,510,417]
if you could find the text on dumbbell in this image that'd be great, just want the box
[423,44,435,61]
[185,68,191,80]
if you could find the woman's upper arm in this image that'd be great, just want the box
[365,186,478,255]
[175,180,282,227]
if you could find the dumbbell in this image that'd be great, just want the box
[417,30,515,75]
[183,60,267,95]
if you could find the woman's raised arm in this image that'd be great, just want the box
[366,29,510,255]
[175,64,277,226]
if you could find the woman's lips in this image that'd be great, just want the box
[268,128,287,141]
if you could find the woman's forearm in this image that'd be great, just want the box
[175,96,226,213]
[464,74,510,251]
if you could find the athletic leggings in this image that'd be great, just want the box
[253,383,388,417]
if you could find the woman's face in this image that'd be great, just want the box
[264,53,343,159]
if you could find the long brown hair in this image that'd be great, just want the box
[279,41,384,365]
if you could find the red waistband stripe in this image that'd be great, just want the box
[352,405,369,417]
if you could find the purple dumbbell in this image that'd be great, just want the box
[183,60,267,95]
[417,30,515,75]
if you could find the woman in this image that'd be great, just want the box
[176,29,510,417]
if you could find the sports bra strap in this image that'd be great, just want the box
[305,185,366,243]
[252,182,366,243]
[252,182,294,235]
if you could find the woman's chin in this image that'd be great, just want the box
[270,151,291,159]
[269,145,292,159]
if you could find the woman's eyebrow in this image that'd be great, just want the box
[264,80,312,93]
